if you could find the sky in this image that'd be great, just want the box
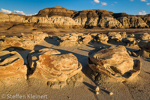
[0,0,150,16]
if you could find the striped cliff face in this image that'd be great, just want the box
[0,6,149,29]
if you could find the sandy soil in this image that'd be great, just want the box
[0,29,150,100]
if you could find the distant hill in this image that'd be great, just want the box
[0,6,150,29]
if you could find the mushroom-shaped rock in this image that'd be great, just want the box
[88,45,141,82]
[0,51,27,81]
[27,48,82,88]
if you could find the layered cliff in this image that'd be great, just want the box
[0,6,150,29]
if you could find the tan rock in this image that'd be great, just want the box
[120,32,127,38]
[0,32,48,50]
[97,33,108,43]
[141,33,150,40]
[82,35,93,44]
[27,48,82,83]
[0,51,27,81]
[0,12,10,22]
[59,40,77,47]
[138,40,150,50]
[107,32,122,41]
[88,45,140,82]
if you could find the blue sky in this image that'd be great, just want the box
[0,0,150,16]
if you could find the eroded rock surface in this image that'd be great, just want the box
[88,45,141,83]
[0,51,27,81]
[27,48,82,89]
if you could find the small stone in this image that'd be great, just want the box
[95,86,100,92]
[109,92,113,96]
[96,91,99,95]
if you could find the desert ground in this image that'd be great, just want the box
[0,28,150,100]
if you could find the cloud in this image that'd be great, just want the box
[101,2,107,6]
[94,0,100,3]
[115,2,118,3]
[147,3,150,5]
[141,0,146,1]
[14,10,26,15]
[1,8,12,14]
[139,10,146,15]
[130,0,134,1]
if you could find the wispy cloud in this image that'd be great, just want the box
[94,0,100,3]
[141,0,147,2]
[147,3,150,5]
[1,8,12,14]
[101,2,107,6]
[130,0,134,2]
[115,2,118,3]
[111,4,114,6]
[14,10,26,15]
[139,10,146,15]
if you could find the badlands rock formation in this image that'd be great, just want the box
[57,31,142,47]
[88,45,141,83]
[0,31,48,50]
[27,48,83,89]
[0,6,150,29]
[0,51,27,81]
[58,33,93,46]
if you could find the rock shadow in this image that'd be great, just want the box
[3,47,31,64]
[83,82,95,93]
[44,36,60,46]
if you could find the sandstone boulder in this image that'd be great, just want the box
[27,48,82,89]
[58,33,79,47]
[0,32,48,50]
[140,33,150,40]
[82,34,93,44]
[0,51,27,81]
[107,32,122,42]
[122,37,136,44]
[120,32,127,38]
[96,33,108,43]
[128,34,135,38]
[138,40,150,50]
[88,45,141,82]
[59,40,77,47]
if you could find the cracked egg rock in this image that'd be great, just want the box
[27,48,82,82]
[88,45,141,82]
